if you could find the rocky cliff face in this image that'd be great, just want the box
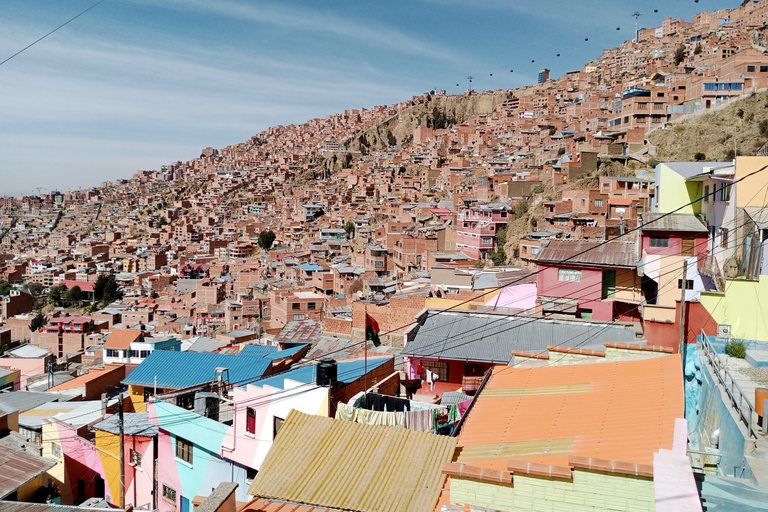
[648,90,768,162]
[346,91,509,151]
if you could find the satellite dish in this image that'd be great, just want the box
[723,257,739,278]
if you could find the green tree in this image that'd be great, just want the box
[647,157,659,168]
[694,152,707,161]
[387,130,397,146]
[694,44,703,55]
[26,282,44,296]
[95,273,119,303]
[65,285,82,306]
[674,45,686,66]
[532,185,545,194]
[258,230,276,250]
[48,285,65,307]
[0,282,11,296]
[157,217,168,228]
[344,221,355,237]
[488,227,508,266]
[30,311,46,332]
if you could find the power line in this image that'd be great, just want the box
[0,0,108,68]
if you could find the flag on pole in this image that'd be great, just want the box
[365,314,381,347]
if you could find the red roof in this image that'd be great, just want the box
[48,315,92,325]
[61,280,95,293]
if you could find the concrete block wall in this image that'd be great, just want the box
[450,469,655,512]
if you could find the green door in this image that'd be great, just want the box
[602,269,616,299]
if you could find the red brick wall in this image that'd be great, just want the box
[322,317,352,337]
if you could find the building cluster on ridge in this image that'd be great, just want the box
[1,2,768,512]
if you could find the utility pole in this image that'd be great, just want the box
[467,76,473,95]
[118,394,125,508]
[678,260,688,370]
[632,12,642,43]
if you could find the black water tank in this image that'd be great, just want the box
[317,359,337,386]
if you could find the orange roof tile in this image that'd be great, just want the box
[456,355,683,472]
[102,329,143,349]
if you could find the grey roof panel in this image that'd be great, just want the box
[641,213,708,233]
[536,240,637,268]
[94,412,158,437]
[401,311,637,363]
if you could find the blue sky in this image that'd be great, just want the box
[0,0,737,195]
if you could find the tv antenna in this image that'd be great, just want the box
[632,12,642,42]
[467,76,473,93]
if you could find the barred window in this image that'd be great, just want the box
[558,268,582,282]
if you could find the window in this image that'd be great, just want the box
[482,237,493,244]
[52,443,61,458]
[703,185,709,202]
[162,484,176,505]
[293,314,305,321]
[720,183,731,202]
[106,349,119,358]
[307,302,316,310]
[748,65,756,72]
[761,66,768,73]
[131,449,142,466]
[421,360,449,382]
[720,227,729,249]
[650,237,669,248]
[273,416,285,438]
[292,302,301,310]
[140,350,150,358]
[677,279,694,290]
[558,268,582,282]
[531,247,540,255]
[581,199,586,206]
[246,408,257,434]
[175,436,193,464]
[594,199,603,207]
[246,467,258,481]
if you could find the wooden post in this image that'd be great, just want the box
[118,394,125,508]
[678,260,688,371]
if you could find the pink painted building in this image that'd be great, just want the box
[456,203,511,259]
[535,240,642,322]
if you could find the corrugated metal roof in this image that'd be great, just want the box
[247,410,455,512]
[274,320,322,343]
[187,337,231,353]
[401,311,637,363]
[535,240,637,268]
[0,437,57,498]
[252,358,391,390]
[0,501,114,511]
[93,412,158,436]
[238,345,279,358]
[641,213,708,233]
[123,350,273,390]
[456,355,683,471]
[0,391,71,414]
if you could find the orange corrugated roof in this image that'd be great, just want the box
[102,329,143,349]
[456,355,683,471]
[48,363,126,391]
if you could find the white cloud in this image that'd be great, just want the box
[146,0,468,64]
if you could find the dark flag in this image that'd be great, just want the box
[365,314,381,347]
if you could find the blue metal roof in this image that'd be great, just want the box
[239,345,280,358]
[251,357,392,390]
[266,344,309,360]
[296,263,322,271]
[123,350,273,389]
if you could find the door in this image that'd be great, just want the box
[76,478,85,505]
[602,269,616,299]
[681,239,695,256]
[181,496,191,512]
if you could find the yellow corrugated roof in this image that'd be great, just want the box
[247,410,456,512]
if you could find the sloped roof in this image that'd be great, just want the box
[247,410,455,512]
[94,412,158,437]
[455,355,683,472]
[535,240,637,268]
[401,310,637,363]
[123,350,273,390]
[641,213,708,233]
[0,437,56,499]
[102,329,143,349]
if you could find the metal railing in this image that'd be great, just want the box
[699,330,756,438]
